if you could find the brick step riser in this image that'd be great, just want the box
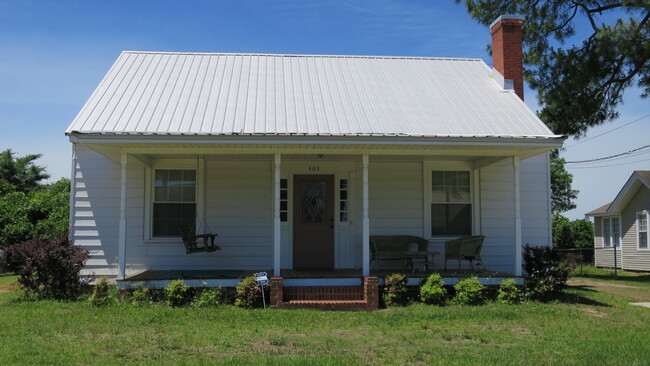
[283,286,364,301]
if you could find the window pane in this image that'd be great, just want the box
[603,218,611,247]
[280,179,288,189]
[183,170,196,185]
[280,212,288,222]
[182,185,195,202]
[457,186,471,202]
[431,203,471,236]
[340,190,347,200]
[638,213,648,231]
[280,190,287,200]
[431,171,444,186]
[457,171,470,186]
[447,187,460,202]
[152,202,196,237]
[444,171,457,186]
[302,181,325,223]
[431,187,445,202]
[340,212,348,222]
[612,219,620,247]
[340,179,348,190]
[340,201,348,211]
[640,232,648,249]
[280,201,287,211]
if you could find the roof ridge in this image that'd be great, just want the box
[120,50,485,62]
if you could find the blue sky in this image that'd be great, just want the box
[0,0,647,220]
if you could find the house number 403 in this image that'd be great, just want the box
[308,165,320,172]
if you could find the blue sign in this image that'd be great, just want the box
[254,272,269,286]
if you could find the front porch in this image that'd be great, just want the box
[117,268,522,289]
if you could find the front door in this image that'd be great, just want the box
[293,175,335,270]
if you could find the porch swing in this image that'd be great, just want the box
[179,155,221,254]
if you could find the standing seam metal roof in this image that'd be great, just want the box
[66,51,560,139]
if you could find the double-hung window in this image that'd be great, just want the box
[638,211,648,249]
[153,169,196,237]
[431,171,472,236]
[602,217,620,248]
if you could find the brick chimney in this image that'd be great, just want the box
[490,15,524,100]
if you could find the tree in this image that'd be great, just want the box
[550,153,579,213]
[0,149,49,193]
[552,213,595,261]
[457,1,649,137]
[0,178,70,247]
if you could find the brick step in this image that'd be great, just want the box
[283,286,364,301]
[277,300,368,311]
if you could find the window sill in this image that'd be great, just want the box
[144,238,183,244]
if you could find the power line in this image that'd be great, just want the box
[569,157,650,169]
[565,113,650,148]
[565,144,650,164]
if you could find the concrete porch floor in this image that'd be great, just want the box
[118,268,520,289]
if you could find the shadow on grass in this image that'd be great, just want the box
[551,289,612,307]
[573,273,650,283]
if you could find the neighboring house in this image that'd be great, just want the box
[586,171,650,272]
[65,16,563,306]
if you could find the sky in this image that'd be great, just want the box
[0,0,647,221]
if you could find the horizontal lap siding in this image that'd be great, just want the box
[71,145,121,278]
[359,162,423,268]
[621,185,650,271]
[520,154,552,248]
[480,160,515,273]
[204,160,273,269]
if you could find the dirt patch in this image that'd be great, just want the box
[576,306,608,317]
[0,288,12,293]
[512,327,532,338]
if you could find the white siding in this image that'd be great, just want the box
[621,185,650,271]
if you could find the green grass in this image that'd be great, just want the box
[572,265,650,286]
[1,277,650,365]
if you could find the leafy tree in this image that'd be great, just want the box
[552,213,594,249]
[550,153,579,213]
[457,1,650,137]
[0,149,49,193]
[0,178,70,247]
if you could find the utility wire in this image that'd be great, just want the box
[569,157,650,169]
[565,113,650,148]
[565,144,650,164]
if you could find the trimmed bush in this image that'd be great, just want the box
[420,273,447,305]
[0,234,89,300]
[235,276,267,309]
[89,277,111,306]
[452,277,485,305]
[383,273,409,306]
[165,279,191,307]
[523,244,579,301]
[131,288,152,306]
[496,279,521,305]
[193,287,226,308]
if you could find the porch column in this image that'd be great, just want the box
[513,156,522,276]
[273,153,282,277]
[362,154,370,277]
[118,153,127,280]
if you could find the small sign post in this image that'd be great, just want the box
[254,272,269,309]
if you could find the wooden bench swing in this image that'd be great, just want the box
[179,223,220,254]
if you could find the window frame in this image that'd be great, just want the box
[144,158,204,242]
[637,211,649,250]
[423,162,477,239]
[601,216,621,249]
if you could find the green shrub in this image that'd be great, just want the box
[193,287,225,308]
[383,273,409,306]
[165,279,191,307]
[131,288,152,306]
[0,235,89,300]
[419,273,447,305]
[235,276,267,309]
[496,279,521,304]
[89,277,111,306]
[523,244,579,301]
[452,277,485,305]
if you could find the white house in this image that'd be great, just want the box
[66,16,563,309]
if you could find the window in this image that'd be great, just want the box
[431,171,471,236]
[153,169,196,237]
[638,211,648,249]
[602,217,620,248]
[280,179,288,222]
[340,179,349,222]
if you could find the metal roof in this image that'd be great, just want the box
[66,51,561,139]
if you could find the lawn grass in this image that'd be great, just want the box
[572,265,650,286]
[1,276,649,365]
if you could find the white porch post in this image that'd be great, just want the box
[362,154,370,277]
[273,153,282,277]
[118,153,128,280]
[513,156,522,276]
